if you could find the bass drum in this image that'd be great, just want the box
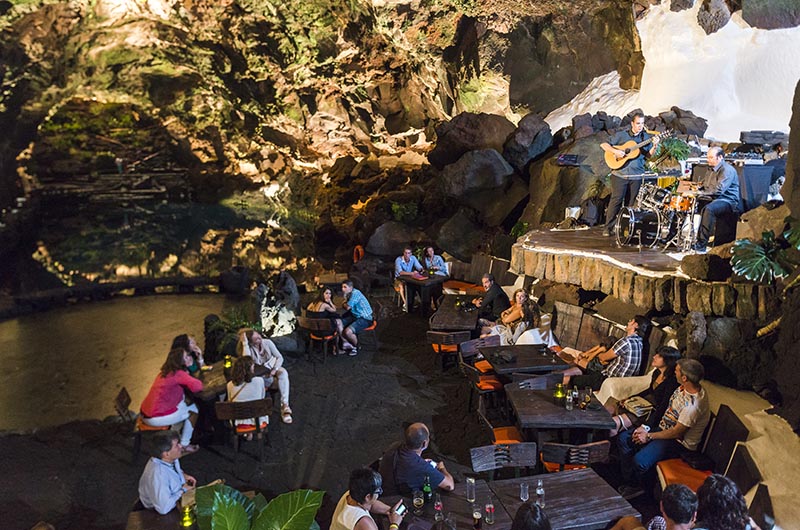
[615,207,663,247]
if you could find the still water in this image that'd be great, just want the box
[0,294,230,432]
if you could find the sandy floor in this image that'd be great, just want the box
[0,295,661,530]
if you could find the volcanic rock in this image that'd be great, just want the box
[742,0,800,29]
[437,211,485,262]
[671,0,696,11]
[736,203,791,242]
[428,113,516,169]
[366,221,428,257]
[681,253,732,281]
[503,113,553,173]
[698,0,734,34]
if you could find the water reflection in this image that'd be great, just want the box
[0,294,231,431]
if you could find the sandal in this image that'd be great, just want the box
[281,404,293,424]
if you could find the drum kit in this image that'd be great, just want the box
[615,180,701,252]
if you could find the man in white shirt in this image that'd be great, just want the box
[617,358,710,500]
[138,431,197,514]
[611,483,697,530]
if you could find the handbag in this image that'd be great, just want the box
[623,396,653,417]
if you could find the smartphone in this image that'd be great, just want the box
[395,502,407,516]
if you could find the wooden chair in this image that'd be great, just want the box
[470,442,538,479]
[297,316,338,363]
[357,320,379,352]
[656,404,748,492]
[476,397,523,445]
[460,352,503,412]
[540,440,611,472]
[115,387,170,462]
[460,334,501,373]
[512,372,563,390]
[215,398,273,462]
[427,330,471,371]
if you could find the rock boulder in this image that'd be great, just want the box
[736,203,791,242]
[681,254,732,281]
[742,0,800,29]
[428,113,516,169]
[503,113,553,173]
[698,0,735,34]
[366,221,428,257]
[437,211,485,262]
[441,149,515,197]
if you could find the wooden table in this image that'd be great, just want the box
[398,273,447,316]
[487,469,640,530]
[429,295,479,331]
[480,345,570,375]
[194,360,229,401]
[506,388,615,432]
[126,509,178,530]
[384,478,512,530]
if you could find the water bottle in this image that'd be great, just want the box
[565,392,573,411]
[535,479,545,508]
[466,477,476,503]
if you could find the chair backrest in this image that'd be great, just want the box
[470,442,538,473]
[115,387,135,422]
[215,398,273,423]
[427,330,471,348]
[704,404,749,473]
[460,334,501,357]
[749,483,775,530]
[297,316,334,333]
[541,441,611,470]
[725,443,761,495]
[514,373,563,390]
[459,353,483,386]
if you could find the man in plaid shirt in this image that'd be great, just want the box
[565,315,649,390]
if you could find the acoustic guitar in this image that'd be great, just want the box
[604,130,674,170]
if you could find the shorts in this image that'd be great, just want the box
[342,311,373,333]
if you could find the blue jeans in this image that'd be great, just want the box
[696,198,737,247]
[618,428,684,486]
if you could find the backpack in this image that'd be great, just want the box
[578,196,607,226]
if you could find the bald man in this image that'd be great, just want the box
[692,146,740,253]
[378,423,454,495]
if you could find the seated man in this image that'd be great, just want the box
[472,273,511,328]
[138,430,197,514]
[692,146,740,253]
[422,245,447,311]
[341,279,374,356]
[617,359,711,500]
[562,316,649,390]
[611,483,697,530]
[394,246,423,312]
[330,468,404,530]
[378,422,455,495]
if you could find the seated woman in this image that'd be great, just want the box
[511,501,552,530]
[306,287,346,354]
[140,347,204,454]
[606,345,682,436]
[484,290,541,345]
[226,356,269,440]
[238,328,293,424]
[171,334,204,375]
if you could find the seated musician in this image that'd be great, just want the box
[691,146,740,253]
[600,112,660,237]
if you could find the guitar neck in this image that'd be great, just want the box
[634,135,656,149]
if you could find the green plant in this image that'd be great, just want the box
[209,306,264,355]
[649,137,690,170]
[196,484,323,530]
[391,201,418,223]
[731,217,800,286]
[510,220,529,239]
[586,178,607,199]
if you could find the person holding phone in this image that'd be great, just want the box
[331,468,405,530]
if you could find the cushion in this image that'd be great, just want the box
[310,333,336,341]
[657,458,712,492]
[364,321,378,331]
[477,376,503,391]
[236,421,269,433]
[432,344,458,353]
[493,426,523,444]
[474,360,493,373]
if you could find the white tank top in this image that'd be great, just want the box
[330,492,373,530]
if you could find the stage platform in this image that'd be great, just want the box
[509,226,774,321]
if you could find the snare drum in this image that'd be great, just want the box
[667,194,695,212]
[615,207,663,247]
[638,183,672,210]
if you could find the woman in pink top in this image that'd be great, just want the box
[140,347,204,453]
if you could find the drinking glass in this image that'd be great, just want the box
[584,387,593,406]
[519,482,529,502]
[484,500,495,525]
[466,477,476,503]
[413,490,424,515]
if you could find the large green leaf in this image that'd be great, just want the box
[731,237,791,283]
[197,485,256,530]
[783,216,800,250]
[211,492,250,530]
[253,490,324,530]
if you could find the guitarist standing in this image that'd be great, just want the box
[600,113,660,237]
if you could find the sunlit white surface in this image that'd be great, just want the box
[547,2,800,141]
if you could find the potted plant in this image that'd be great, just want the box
[195,484,323,530]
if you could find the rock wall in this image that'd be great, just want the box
[786,80,800,218]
